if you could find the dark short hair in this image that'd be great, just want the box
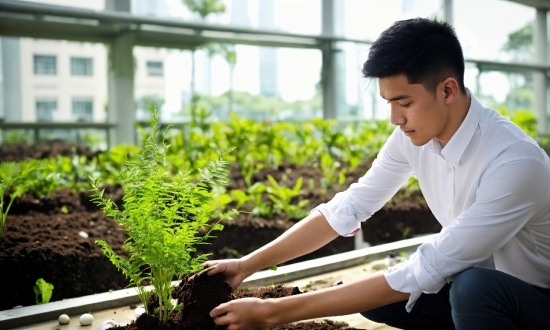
[362,18,466,95]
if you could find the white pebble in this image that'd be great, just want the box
[100,319,117,330]
[134,306,145,318]
[58,314,70,325]
[78,231,89,238]
[79,313,94,326]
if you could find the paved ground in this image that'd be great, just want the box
[279,259,398,330]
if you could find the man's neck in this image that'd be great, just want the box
[437,92,472,147]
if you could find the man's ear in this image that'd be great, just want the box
[441,78,458,105]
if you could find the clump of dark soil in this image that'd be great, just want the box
[174,272,234,329]
[116,274,361,330]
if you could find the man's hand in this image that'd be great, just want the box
[195,259,250,290]
[210,297,276,330]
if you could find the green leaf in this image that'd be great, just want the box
[33,278,54,305]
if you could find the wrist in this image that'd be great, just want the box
[239,253,266,278]
[239,256,258,279]
[260,298,282,327]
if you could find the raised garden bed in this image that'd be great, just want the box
[0,140,440,321]
[1,235,430,329]
[0,173,439,311]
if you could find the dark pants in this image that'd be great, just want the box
[360,268,550,330]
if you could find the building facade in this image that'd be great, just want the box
[0,0,168,127]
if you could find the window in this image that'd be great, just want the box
[72,99,93,122]
[147,61,163,77]
[34,55,56,75]
[71,57,93,76]
[36,100,57,122]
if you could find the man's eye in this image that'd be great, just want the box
[400,103,411,107]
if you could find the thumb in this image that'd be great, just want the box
[210,302,230,318]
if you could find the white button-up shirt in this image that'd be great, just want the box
[313,91,550,311]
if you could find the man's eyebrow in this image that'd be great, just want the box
[380,94,411,101]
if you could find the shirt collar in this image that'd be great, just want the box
[437,89,481,166]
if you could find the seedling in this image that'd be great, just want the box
[0,161,39,236]
[91,111,237,324]
[34,278,54,305]
[266,175,309,222]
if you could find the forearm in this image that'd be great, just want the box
[241,211,339,276]
[268,272,409,326]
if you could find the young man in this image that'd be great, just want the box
[202,18,550,329]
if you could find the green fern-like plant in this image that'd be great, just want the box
[91,111,237,325]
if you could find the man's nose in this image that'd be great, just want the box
[390,106,405,126]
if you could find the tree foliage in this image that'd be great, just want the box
[182,0,225,20]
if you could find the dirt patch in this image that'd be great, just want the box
[115,274,361,330]
[0,140,100,162]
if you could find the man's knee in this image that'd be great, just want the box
[360,307,391,324]
[360,301,407,324]
[450,267,495,310]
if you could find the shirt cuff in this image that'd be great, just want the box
[311,192,361,237]
[384,252,447,312]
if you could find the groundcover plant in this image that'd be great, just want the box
[91,112,237,325]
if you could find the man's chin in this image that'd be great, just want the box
[409,137,430,147]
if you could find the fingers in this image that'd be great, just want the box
[188,266,212,282]
[189,262,223,282]
[210,302,229,319]
[202,260,219,269]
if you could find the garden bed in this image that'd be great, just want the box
[2,235,429,329]
[0,141,441,311]
[0,184,438,311]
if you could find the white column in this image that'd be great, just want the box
[321,0,345,120]
[443,0,453,26]
[534,8,548,135]
[108,32,135,146]
[321,41,337,119]
[1,37,22,121]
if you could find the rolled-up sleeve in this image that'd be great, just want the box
[385,155,550,311]
[312,129,413,236]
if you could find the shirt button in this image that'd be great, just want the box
[447,166,452,173]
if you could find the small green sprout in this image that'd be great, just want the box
[33,278,54,305]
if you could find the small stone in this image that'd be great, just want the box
[332,280,344,286]
[134,306,145,318]
[58,314,70,325]
[79,313,94,326]
[12,305,23,309]
[101,319,117,330]
[78,231,89,238]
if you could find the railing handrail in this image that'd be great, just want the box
[0,122,117,129]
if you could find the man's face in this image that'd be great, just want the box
[379,74,450,146]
